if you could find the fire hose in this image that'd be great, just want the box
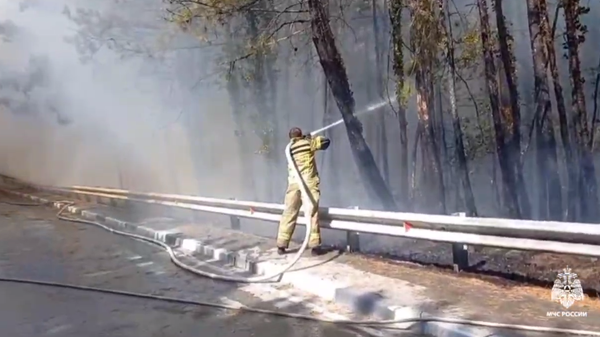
[1,127,600,334]
[0,198,599,335]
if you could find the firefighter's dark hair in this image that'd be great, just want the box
[288,127,303,139]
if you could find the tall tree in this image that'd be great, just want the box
[562,0,598,221]
[371,0,390,184]
[407,0,446,214]
[477,0,521,217]
[493,0,531,218]
[389,0,410,209]
[525,0,562,220]
[307,0,398,210]
[318,0,341,205]
[539,0,577,220]
[166,0,397,210]
[439,0,477,216]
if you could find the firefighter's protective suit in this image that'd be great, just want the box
[276,134,331,249]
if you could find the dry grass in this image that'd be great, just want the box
[344,252,600,312]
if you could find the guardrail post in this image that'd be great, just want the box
[229,198,241,230]
[346,206,360,253]
[451,212,469,272]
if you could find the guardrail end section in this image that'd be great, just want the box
[451,212,469,272]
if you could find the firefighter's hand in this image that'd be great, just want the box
[304,134,312,139]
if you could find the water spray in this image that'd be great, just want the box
[9,97,395,284]
[283,97,397,267]
[310,97,396,136]
[2,96,599,334]
[1,200,598,335]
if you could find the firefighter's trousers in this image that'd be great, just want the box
[276,180,321,249]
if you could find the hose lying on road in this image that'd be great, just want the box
[0,200,43,207]
[0,276,598,336]
[58,201,292,283]
[1,198,599,335]
[0,142,315,283]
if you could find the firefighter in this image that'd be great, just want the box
[277,127,331,256]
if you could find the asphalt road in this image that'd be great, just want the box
[0,201,426,337]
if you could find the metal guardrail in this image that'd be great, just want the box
[2,175,600,271]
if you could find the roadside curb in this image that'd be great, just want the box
[4,188,496,337]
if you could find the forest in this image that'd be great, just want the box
[2,0,600,224]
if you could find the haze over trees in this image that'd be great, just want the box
[3,0,600,223]
[0,18,70,125]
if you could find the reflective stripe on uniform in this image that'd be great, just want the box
[287,136,330,184]
[291,144,311,156]
[312,136,322,151]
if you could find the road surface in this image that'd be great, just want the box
[0,200,426,337]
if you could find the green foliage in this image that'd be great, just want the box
[406,0,446,75]
[167,0,302,61]
[166,0,291,155]
[462,108,495,159]
[389,0,496,163]
[398,80,413,108]
[455,27,482,70]
[561,2,590,60]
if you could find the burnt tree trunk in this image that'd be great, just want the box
[591,54,600,150]
[372,0,390,184]
[389,0,410,209]
[493,0,531,218]
[415,70,447,213]
[321,77,342,205]
[526,0,562,220]
[410,122,423,207]
[440,0,477,216]
[409,0,446,214]
[307,0,397,210]
[318,1,341,205]
[477,0,521,218]
[563,0,598,221]
[540,0,577,220]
